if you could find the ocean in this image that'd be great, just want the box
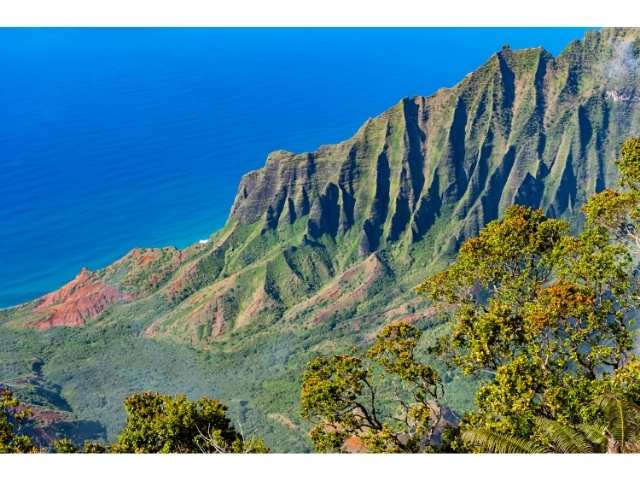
[0,28,592,307]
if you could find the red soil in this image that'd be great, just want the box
[32,268,132,330]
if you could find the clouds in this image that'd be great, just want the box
[605,41,640,89]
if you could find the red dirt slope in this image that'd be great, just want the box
[32,268,132,330]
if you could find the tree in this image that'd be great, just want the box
[462,388,640,453]
[419,206,636,440]
[0,387,38,453]
[52,438,78,453]
[584,137,640,256]
[300,323,448,452]
[81,441,108,453]
[418,140,640,449]
[51,438,109,453]
[112,392,267,453]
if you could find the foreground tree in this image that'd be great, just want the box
[112,392,267,453]
[51,438,110,453]
[463,354,640,453]
[51,438,79,453]
[584,137,640,256]
[0,387,37,453]
[418,139,640,451]
[300,323,449,452]
[463,368,640,453]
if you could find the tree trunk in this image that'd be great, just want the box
[607,437,621,453]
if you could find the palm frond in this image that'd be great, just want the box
[461,428,544,454]
[597,394,640,450]
[576,423,608,447]
[534,417,593,453]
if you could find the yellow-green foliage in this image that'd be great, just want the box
[419,205,636,438]
[0,388,37,453]
[618,138,640,190]
[2,386,269,453]
[112,392,267,453]
[300,323,444,453]
[584,138,640,253]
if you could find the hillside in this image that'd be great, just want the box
[1,27,640,451]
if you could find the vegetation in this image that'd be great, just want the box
[418,205,635,437]
[1,387,267,453]
[1,29,640,453]
[0,387,37,453]
[112,392,267,453]
[462,391,640,453]
[300,323,445,452]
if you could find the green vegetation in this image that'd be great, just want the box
[4,389,267,453]
[112,392,267,453]
[419,205,634,439]
[1,388,37,452]
[300,323,444,452]
[462,389,640,453]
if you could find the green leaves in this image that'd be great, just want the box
[52,438,78,453]
[113,392,267,453]
[461,428,543,454]
[418,206,567,304]
[617,137,640,190]
[583,138,640,257]
[301,355,367,424]
[462,397,640,454]
[0,387,37,453]
[367,323,440,388]
[583,189,640,232]
[534,417,593,453]
[300,323,446,453]
[595,394,640,452]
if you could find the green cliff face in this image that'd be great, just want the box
[2,28,640,451]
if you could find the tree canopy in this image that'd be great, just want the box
[0,387,37,453]
[112,392,267,453]
[300,323,449,452]
[0,387,266,453]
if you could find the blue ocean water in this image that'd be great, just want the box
[0,28,593,307]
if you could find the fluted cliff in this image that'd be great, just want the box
[229,28,640,259]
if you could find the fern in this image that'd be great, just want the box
[534,417,592,453]
[597,394,640,452]
[461,429,544,454]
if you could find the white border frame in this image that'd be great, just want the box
[2,1,639,479]
[0,0,638,26]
